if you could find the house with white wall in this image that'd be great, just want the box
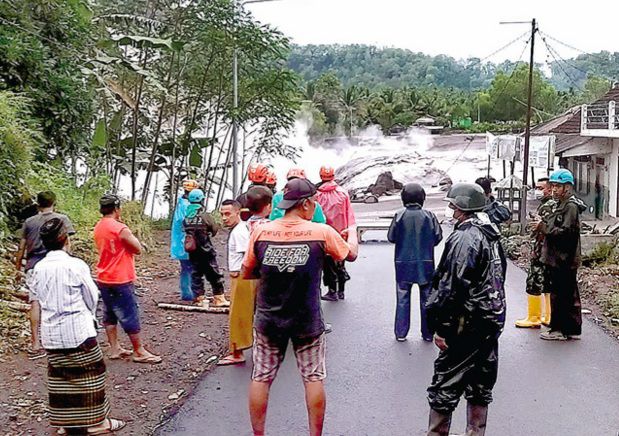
[536,85,619,218]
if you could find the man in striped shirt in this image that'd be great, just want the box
[29,217,125,434]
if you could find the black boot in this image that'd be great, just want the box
[337,281,345,300]
[321,289,338,301]
[465,403,488,436]
[427,408,451,436]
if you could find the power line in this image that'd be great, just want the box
[539,30,617,83]
[487,35,532,114]
[477,30,531,64]
[540,36,583,91]
[461,30,530,74]
[443,37,533,177]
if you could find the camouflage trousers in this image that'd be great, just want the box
[526,258,549,296]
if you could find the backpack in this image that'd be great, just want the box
[184,230,198,253]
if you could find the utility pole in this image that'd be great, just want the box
[232,48,239,197]
[231,0,280,197]
[501,18,537,235]
[521,18,537,235]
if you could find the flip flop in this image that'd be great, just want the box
[108,349,133,360]
[217,355,245,366]
[132,354,162,364]
[87,418,127,435]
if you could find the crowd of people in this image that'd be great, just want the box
[13,162,584,436]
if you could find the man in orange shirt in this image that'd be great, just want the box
[93,194,161,364]
[243,178,358,436]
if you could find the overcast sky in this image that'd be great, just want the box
[247,0,616,63]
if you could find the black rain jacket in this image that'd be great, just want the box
[388,204,443,285]
[426,214,507,342]
[483,196,511,225]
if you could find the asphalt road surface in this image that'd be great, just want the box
[158,199,619,436]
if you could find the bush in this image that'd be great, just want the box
[583,241,617,266]
[0,92,42,239]
[26,163,154,263]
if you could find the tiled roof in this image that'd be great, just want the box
[531,107,579,134]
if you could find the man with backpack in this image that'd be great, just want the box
[183,189,228,307]
[171,179,199,301]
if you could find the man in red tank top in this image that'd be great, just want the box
[93,195,161,364]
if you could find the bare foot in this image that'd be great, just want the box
[133,348,162,364]
[217,353,245,366]
[109,348,132,360]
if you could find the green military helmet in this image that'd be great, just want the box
[444,182,487,212]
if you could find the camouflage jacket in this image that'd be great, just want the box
[531,196,556,258]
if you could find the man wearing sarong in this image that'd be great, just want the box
[217,199,255,365]
[29,218,125,434]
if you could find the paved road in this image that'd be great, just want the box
[158,220,619,436]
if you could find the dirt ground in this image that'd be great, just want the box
[504,234,619,341]
[0,230,231,436]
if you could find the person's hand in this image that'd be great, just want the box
[434,334,448,351]
[15,270,24,284]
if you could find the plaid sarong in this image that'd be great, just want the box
[47,338,110,428]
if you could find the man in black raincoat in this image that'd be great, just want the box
[425,183,507,436]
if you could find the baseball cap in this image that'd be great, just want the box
[277,178,317,210]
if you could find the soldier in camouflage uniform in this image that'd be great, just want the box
[516,178,555,328]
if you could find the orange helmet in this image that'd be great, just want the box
[286,167,306,180]
[266,169,277,186]
[182,179,199,191]
[320,166,335,181]
[248,163,269,184]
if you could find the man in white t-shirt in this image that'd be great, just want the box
[217,199,255,365]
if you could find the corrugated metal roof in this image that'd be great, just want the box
[551,86,619,134]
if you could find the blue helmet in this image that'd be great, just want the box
[188,188,205,203]
[549,169,574,185]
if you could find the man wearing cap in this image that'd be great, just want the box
[171,180,199,301]
[16,191,76,359]
[539,169,586,341]
[269,167,327,223]
[425,183,506,436]
[316,165,356,301]
[94,194,161,363]
[243,177,358,436]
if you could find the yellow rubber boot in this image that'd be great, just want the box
[541,293,551,326]
[515,295,542,328]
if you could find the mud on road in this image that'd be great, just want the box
[0,230,231,435]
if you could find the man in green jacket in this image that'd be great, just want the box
[539,169,586,341]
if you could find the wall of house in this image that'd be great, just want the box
[568,152,612,218]
[610,139,619,217]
